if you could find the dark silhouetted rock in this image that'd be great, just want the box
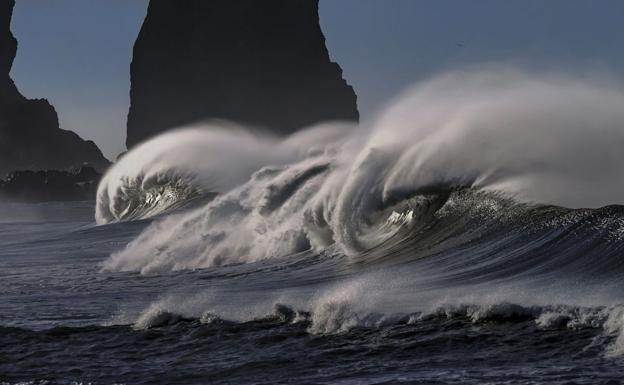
[126,0,359,148]
[0,166,102,202]
[0,0,109,177]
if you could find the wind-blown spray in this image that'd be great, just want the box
[98,69,624,273]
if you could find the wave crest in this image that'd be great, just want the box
[99,69,624,273]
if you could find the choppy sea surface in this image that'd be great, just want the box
[2,197,624,385]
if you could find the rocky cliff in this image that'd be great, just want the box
[0,0,109,177]
[126,0,358,148]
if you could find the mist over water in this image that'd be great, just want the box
[373,69,624,208]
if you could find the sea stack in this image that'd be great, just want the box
[0,0,109,177]
[126,0,359,148]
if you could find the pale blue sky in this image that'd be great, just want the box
[10,0,624,159]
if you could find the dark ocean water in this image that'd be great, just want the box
[2,197,624,385]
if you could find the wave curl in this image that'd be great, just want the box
[98,69,624,273]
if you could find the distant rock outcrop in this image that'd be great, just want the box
[126,0,359,148]
[0,0,109,177]
[0,166,102,202]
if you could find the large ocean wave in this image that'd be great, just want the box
[97,68,624,269]
[91,69,624,355]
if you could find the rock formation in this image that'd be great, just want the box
[126,0,358,148]
[0,166,102,202]
[0,0,109,177]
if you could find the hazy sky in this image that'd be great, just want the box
[10,0,624,159]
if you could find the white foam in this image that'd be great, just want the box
[99,68,624,273]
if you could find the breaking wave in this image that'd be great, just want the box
[96,121,352,223]
[126,298,624,357]
[97,68,624,272]
[93,68,624,358]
